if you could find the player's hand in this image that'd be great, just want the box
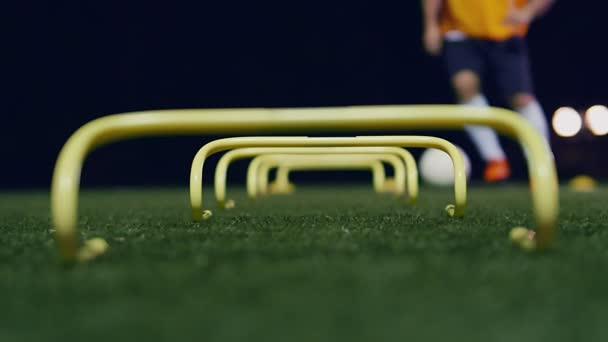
[504,7,534,26]
[423,24,442,56]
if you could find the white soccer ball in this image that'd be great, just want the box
[419,147,471,186]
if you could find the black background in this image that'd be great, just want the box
[4,0,607,189]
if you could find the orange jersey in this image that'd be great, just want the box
[440,0,529,40]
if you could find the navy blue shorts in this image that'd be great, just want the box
[443,37,533,98]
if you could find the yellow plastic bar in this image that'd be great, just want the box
[247,154,396,198]
[52,105,557,261]
[213,146,417,208]
[191,136,466,221]
[257,153,406,196]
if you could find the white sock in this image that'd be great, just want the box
[517,100,550,142]
[462,95,507,161]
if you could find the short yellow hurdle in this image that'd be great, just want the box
[190,136,467,221]
[256,154,408,196]
[51,105,557,262]
[213,146,418,208]
[247,153,402,198]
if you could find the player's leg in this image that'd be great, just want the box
[493,37,550,142]
[452,71,506,164]
[444,39,510,182]
[511,93,550,142]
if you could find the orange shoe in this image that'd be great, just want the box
[483,159,511,183]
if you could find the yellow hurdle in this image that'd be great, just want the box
[247,153,402,198]
[51,105,557,261]
[254,154,402,196]
[258,154,409,196]
[213,146,418,208]
[190,136,466,221]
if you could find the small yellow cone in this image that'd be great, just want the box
[569,175,597,192]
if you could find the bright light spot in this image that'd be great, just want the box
[585,105,608,136]
[552,107,582,137]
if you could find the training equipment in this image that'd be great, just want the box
[252,155,386,197]
[224,199,236,209]
[202,210,213,220]
[264,164,297,194]
[250,153,405,197]
[51,105,556,262]
[268,160,401,195]
[419,147,471,186]
[77,238,109,262]
[248,154,395,198]
[519,238,537,252]
[568,175,597,192]
[212,146,419,209]
[190,136,467,222]
[509,226,537,251]
[509,226,529,244]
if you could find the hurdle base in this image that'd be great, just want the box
[268,181,296,194]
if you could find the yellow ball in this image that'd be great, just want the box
[509,227,529,243]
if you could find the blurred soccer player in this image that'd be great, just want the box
[421,0,554,182]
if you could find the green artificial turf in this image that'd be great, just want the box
[1,185,608,341]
